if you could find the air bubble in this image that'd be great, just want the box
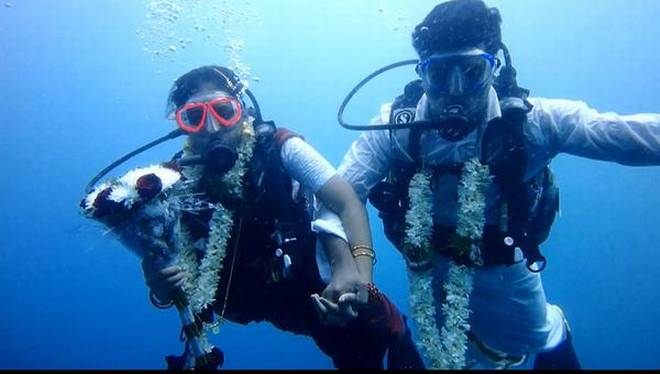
[138,0,258,80]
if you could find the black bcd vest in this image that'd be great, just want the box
[369,80,559,273]
[176,128,324,327]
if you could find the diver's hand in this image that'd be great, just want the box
[337,284,370,312]
[141,257,187,304]
[321,269,368,303]
[311,294,358,327]
[312,271,370,327]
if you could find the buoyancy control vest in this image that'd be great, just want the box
[179,127,324,329]
[368,80,559,272]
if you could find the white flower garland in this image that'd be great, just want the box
[437,264,475,369]
[404,171,434,259]
[405,158,491,369]
[457,159,491,267]
[178,119,256,316]
[221,119,256,198]
[408,268,444,369]
[176,225,200,304]
[187,206,234,313]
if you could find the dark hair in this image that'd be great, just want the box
[412,0,502,58]
[165,65,244,117]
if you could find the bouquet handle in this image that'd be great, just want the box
[167,294,223,370]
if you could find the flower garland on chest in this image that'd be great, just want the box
[177,119,257,321]
[404,158,491,369]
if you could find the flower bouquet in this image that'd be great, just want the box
[80,163,223,370]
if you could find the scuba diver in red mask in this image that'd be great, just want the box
[85,65,424,370]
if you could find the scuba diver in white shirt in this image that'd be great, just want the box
[317,0,660,369]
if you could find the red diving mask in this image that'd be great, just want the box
[175,96,243,133]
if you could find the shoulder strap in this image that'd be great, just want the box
[483,104,548,272]
[390,79,424,125]
[388,80,425,168]
[273,128,304,149]
[258,128,310,223]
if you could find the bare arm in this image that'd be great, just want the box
[280,136,379,283]
[316,174,374,283]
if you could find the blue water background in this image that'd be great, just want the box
[1,0,659,369]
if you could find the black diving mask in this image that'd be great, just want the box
[337,43,525,134]
[417,51,498,97]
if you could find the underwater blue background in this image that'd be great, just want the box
[1,0,659,369]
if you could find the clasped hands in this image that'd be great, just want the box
[311,270,370,328]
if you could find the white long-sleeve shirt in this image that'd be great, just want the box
[280,136,338,195]
[314,88,660,359]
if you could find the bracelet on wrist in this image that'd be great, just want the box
[150,290,175,310]
[351,245,377,265]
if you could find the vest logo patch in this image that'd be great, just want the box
[392,108,415,124]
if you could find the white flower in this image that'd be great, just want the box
[404,171,434,252]
[221,120,256,198]
[176,225,200,302]
[438,263,475,369]
[408,269,444,369]
[81,181,111,214]
[109,184,139,208]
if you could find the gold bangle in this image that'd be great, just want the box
[352,250,377,265]
[352,250,374,257]
[351,245,374,255]
[351,245,376,265]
